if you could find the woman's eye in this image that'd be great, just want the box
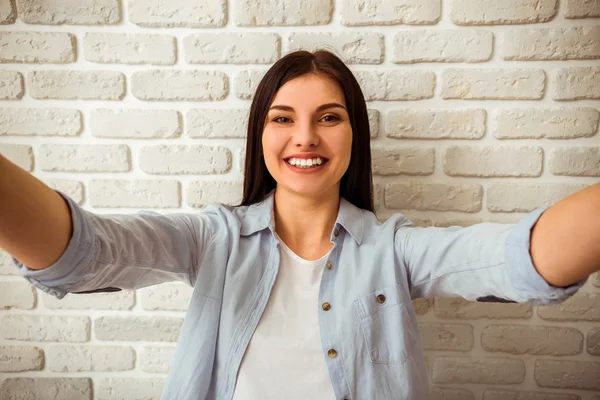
[273,116,291,124]
[321,114,339,123]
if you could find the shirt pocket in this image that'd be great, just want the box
[353,283,417,365]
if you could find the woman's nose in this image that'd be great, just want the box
[292,122,319,147]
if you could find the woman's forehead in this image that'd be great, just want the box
[271,74,346,106]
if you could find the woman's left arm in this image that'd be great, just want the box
[395,182,598,304]
[530,181,600,288]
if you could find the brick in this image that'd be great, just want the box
[41,290,134,310]
[431,388,475,400]
[385,182,482,212]
[565,0,600,18]
[91,108,181,139]
[48,345,135,372]
[386,109,485,139]
[45,180,84,204]
[0,108,82,137]
[444,146,543,177]
[184,33,280,64]
[90,179,180,208]
[450,0,557,25]
[433,356,525,384]
[493,107,599,139]
[95,316,183,342]
[487,182,587,212]
[373,182,382,211]
[535,360,600,391]
[394,30,492,63]
[0,281,36,309]
[39,144,130,172]
[368,109,379,138]
[0,378,91,400]
[17,0,120,24]
[341,0,440,26]
[587,327,600,355]
[235,0,332,26]
[140,346,176,373]
[132,70,227,101]
[0,315,90,342]
[84,33,176,65]
[419,323,473,351]
[187,109,247,138]
[0,70,23,99]
[372,146,434,176]
[0,32,75,63]
[28,70,125,100]
[0,250,19,275]
[434,298,533,319]
[537,293,600,321]
[481,325,583,355]
[187,181,243,208]
[502,26,600,60]
[0,143,32,171]
[355,70,435,101]
[549,147,600,176]
[483,390,580,400]
[140,145,231,175]
[554,67,600,100]
[441,69,545,100]
[139,282,194,311]
[411,298,430,315]
[0,346,43,372]
[0,0,16,24]
[238,146,246,174]
[288,32,383,64]
[96,378,165,400]
[128,0,225,27]
[234,69,267,100]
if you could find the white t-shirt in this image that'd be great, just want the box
[232,235,336,400]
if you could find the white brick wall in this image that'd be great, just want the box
[0,0,599,398]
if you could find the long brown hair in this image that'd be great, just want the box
[239,50,374,212]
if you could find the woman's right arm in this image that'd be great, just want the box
[0,154,219,299]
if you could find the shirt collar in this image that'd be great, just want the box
[240,190,364,245]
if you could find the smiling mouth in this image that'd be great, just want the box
[284,157,328,169]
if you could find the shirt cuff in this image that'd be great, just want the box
[12,190,97,299]
[505,206,587,306]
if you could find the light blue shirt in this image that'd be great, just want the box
[14,189,584,400]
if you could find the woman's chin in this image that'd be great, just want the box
[277,182,339,199]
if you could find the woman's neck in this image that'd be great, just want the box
[273,186,339,260]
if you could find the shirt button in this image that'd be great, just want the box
[328,349,337,358]
[322,302,331,311]
[376,294,386,304]
[333,228,339,237]
[326,261,332,269]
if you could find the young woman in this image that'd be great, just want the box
[2,50,598,400]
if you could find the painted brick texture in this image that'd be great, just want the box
[0,0,599,398]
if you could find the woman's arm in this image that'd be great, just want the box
[1,153,221,299]
[395,188,593,305]
[530,182,600,288]
[0,154,73,270]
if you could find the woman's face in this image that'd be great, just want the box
[262,74,353,198]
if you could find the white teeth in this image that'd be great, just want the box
[287,157,324,168]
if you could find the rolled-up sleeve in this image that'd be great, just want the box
[505,206,585,304]
[397,207,586,306]
[13,190,219,299]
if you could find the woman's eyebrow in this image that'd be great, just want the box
[268,102,347,112]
